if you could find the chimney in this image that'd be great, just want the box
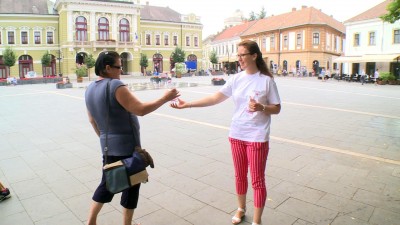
[302,5,307,9]
[292,7,296,12]
[146,1,149,5]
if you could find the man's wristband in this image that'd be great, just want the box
[261,104,266,111]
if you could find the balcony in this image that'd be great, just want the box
[91,39,117,49]
[73,41,91,48]
[117,41,135,49]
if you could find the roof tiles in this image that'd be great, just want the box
[242,6,345,36]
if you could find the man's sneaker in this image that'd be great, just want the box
[0,188,10,201]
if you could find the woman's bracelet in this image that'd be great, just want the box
[188,102,192,108]
[261,104,266,111]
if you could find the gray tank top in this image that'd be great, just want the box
[85,78,140,156]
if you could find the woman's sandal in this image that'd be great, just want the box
[231,207,246,224]
[252,223,261,225]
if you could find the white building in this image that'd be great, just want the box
[335,0,400,77]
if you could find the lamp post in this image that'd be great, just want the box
[57,49,63,77]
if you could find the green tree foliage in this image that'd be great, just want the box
[209,51,218,65]
[84,54,96,78]
[258,6,266,19]
[171,47,186,63]
[41,52,52,66]
[140,54,149,70]
[248,11,256,21]
[3,47,16,68]
[380,0,400,23]
[75,65,87,78]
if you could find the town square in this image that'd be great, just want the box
[0,0,399,225]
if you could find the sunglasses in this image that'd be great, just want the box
[110,65,122,70]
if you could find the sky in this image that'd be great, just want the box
[144,0,387,38]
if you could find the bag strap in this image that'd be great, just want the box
[104,80,111,165]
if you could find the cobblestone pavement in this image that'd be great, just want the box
[0,75,399,225]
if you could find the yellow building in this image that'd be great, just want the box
[0,0,59,78]
[0,0,203,79]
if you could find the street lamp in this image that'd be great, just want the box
[57,49,63,77]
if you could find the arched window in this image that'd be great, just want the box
[76,16,87,41]
[98,17,109,41]
[119,19,130,42]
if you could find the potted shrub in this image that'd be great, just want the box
[174,62,186,78]
[75,65,87,83]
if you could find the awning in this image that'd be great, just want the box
[360,54,400,62]
[333,56,363,63]
[333,54,400,63]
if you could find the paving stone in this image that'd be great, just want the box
[277,198,338,224]
[369,207,400,225]
[272,181,326,204]
[316,193,374,221]
[307,177,358,199]
[331,215,371,225]
[0,211,34,225]
[150,189,206,217]
[20,193,69,222]
[353,189,400,213]
[11,177,51,200]
[35,211,83,225]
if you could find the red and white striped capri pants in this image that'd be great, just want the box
[229,137,269,208]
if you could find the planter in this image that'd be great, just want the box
[212,80,226,85]
[176,72,182,78]
[77,77,83,83]
[388,80,397,85]
[56,83,73,89]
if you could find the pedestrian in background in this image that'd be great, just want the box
[170,40,281,225]
[374,69,380,85]
[360,69,366,85]
[85,51,180,225]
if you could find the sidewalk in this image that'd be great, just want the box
[0,76,399,225]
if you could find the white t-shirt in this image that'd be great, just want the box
[219,71,281,142]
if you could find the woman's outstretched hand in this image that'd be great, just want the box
[162,88,181,102]
[170,98,188,109]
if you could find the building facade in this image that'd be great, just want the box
[241,6,345,75]
[335,0,400,78]
[0,1,59,79]
[0,0,202,79]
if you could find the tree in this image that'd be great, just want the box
[380,0,400,23]
[140,54,149,75]
[258,6,266,19]
[41,52,51,67]
[3,47,16,77]
[84,54,96,79]
[248,11,256,21]
[171,47,186,63]
[209,51,218,67]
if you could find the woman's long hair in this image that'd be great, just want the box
[238,40,272,77]
[95,51,120,77]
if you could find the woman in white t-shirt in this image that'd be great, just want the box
[171,40,281,225]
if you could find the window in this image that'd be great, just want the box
[270,35,275,49]
[119,19,130,42]
[155,34,160,45]
[98,17,109,41]
[194,37,198,47]
[186,36,190,46]
[283,35,288,47]
[296,33,302,46]
[21,31,28,44]
[369,32,375,45]
[34,31,41,44]
[334,37,337,50]
[313,33,319,45]
[394,29,400,44]
[146,34,151,45]
[47,31,53,44]
[164,34,169,45]
[173,35,178,46]
[76,16,87,41]
[354,33,360,46]
[8,31,14,44]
